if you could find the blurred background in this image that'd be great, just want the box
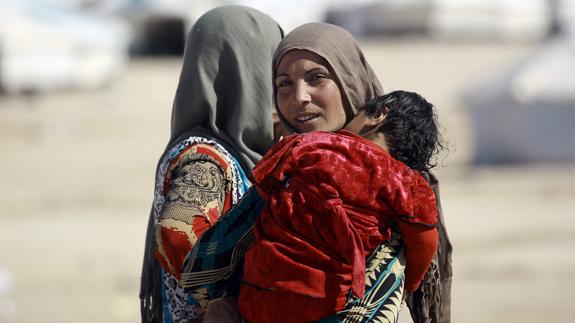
[1,0,574,322]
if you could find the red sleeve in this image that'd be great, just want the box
[397,220,439,292]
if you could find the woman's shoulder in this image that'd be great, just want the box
[159,136,241,189]
[165,136,239,171]
[168,136,234,164]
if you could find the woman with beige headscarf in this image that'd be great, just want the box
[139,6,283,323]
[265,23,452,323]
[182,22,452,323]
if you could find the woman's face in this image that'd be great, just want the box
[275,50,347,133]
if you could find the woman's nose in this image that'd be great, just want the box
[293,81,311,106]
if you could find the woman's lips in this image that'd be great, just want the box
[295,114,319,123]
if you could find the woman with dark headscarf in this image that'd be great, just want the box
[139,6,283,323]
[184,22,452,323]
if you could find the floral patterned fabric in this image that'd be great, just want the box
[152,136,251,323]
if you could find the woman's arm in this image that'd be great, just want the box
[155,143,236,279]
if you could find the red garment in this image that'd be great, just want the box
[239,131,438,323]
[398,221,439,292]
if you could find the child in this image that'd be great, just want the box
[238,90,443,323]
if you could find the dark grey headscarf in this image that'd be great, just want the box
[140,6,283,322]
[271,22,384,134]
[169,5,283,172]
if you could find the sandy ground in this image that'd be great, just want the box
[1,39,574,323]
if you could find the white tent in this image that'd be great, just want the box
[0,0,131,93]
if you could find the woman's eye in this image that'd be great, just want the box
[309,74,327,82]
[276,80,292,88]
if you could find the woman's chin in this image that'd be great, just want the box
[296,125,322,133]
[292,119,328,133]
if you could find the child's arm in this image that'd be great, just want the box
[396,221,439,292]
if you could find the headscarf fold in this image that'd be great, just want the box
[271,22,384,134]
[140,6,283,322]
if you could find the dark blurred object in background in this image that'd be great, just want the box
[130,16,185,56]
[114,0,202,56]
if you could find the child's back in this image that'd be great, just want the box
[238,129,438,323]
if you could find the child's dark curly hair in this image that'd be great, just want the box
[363,90,444,171]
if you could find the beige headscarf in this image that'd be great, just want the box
[272,22,384,133]
[140,6,283,322]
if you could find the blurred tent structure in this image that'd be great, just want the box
[115,0,553,55]
[233,0,359,33]
[325,0,432,36]
[325,0,553,41]
[429,0,552,42]
[464,0,575,164]
[0,0,373,94]
[42,0,340,56]
[0,0,130,94]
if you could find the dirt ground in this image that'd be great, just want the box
[1,39,574,323]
